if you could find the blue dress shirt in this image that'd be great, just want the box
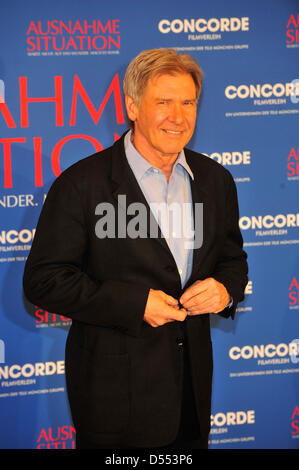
[124,131,194,288]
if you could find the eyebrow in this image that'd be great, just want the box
[155,97,197,102]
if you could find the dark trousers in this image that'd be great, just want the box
[76,339,208,450]
[157,339,208,450]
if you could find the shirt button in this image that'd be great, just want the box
[153,168,159,173]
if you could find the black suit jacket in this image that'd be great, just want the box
[23,133,248,448]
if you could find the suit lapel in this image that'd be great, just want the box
[110,135,175,260]
[185,151,211,283]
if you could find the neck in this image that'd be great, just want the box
[130,132,178,183]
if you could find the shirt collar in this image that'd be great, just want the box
[124,130,194,182]
[174,148,194,181]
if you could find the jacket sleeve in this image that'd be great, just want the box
[212,169,248,319]
[23,173,150,337]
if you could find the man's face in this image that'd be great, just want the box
[125,72,197,162]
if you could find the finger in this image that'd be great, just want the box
[151,307,187,327]
[166,306,188,322]
[187,289,228,313]
[158,290,179,305]
[165,295,179,307]
[180,280,209,304]
[180,285,199,305]
[183,291,211,309]
[187,297,222,315]
[187,309,209,316]
[187,301,216,315]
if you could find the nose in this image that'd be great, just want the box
[168,103,184,124]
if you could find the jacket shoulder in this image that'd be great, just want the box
[185,147,234,182]
[51,136,125,193]
[59,143,115,182]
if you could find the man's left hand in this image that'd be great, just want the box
[180,277,230,315]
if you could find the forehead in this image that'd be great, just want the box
[145,72,196,97]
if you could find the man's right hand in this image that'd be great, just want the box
[144,289,188,327]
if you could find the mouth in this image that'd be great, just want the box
[162,129,184,135]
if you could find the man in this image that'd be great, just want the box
[23,49,248,450]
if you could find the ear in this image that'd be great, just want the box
[125,95,139,123]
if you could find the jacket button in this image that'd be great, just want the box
[176,337,184,347]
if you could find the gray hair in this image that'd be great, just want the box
[123,48,203,128]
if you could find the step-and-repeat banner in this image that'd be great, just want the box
[0,0,298,450]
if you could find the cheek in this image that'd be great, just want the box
[187,114,197,131]
[153,111,167,126]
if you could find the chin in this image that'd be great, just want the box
[158,147,182,156]
[157,139,186,153]
[164,144,186,154]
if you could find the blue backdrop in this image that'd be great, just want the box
[0,0,298,450]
